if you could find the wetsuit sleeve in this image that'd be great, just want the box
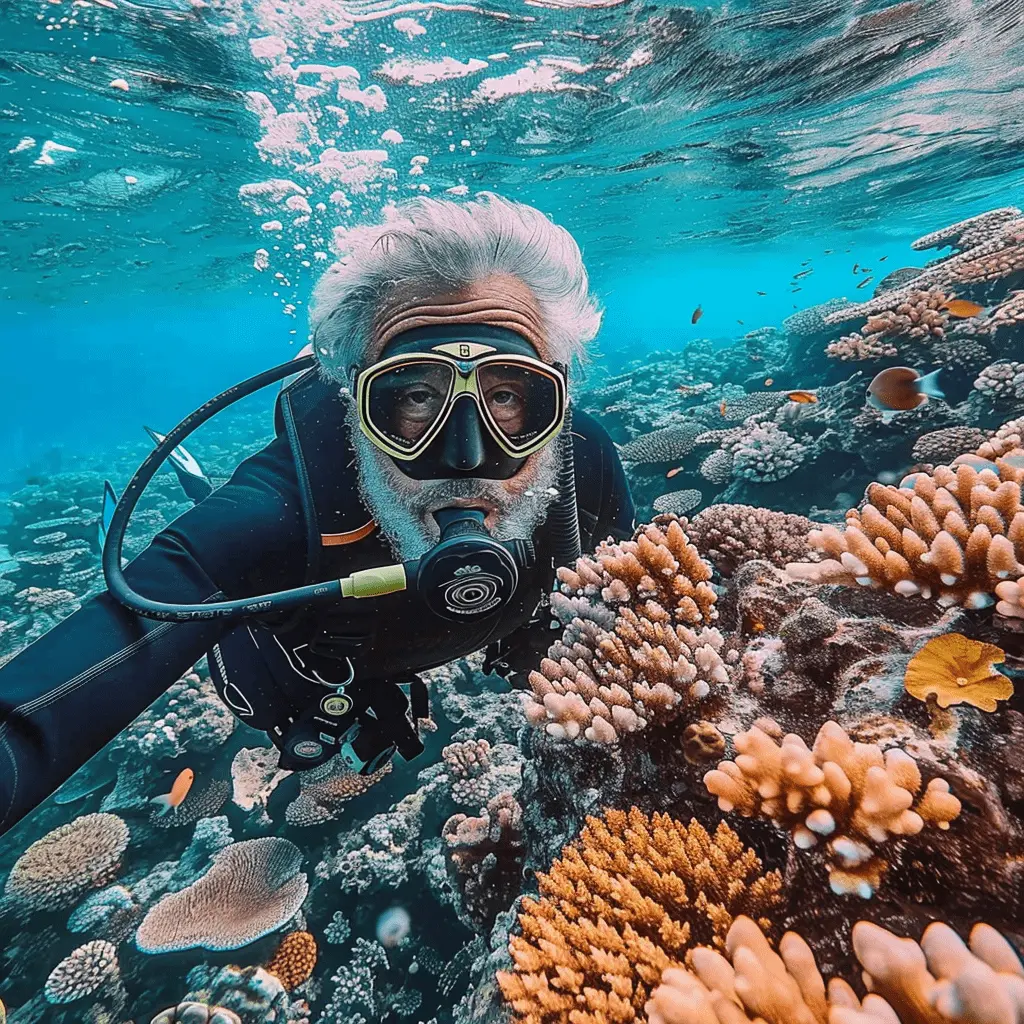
[0,436,306,837]
[593,418,636,543]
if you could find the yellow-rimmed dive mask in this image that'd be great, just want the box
[353,325,567,479]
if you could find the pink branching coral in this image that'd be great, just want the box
[443,792,525,930]
[825,289,950,361]
[687,504,821,576]
[703,719,961,897]
[786,458,1024,608]
[978,417,1024,459]
[521,519,729,743]
[644,914,1024,1024]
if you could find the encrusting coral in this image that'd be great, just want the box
[497,809,782,1023]
[521,519,729,743]
[644,914,1024,1024]
[903,633,1013,712]
[786,456,1024,608]
[703,720,961,898]
[4,812,130,911]
[265,930,317,991]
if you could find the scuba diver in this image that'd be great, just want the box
[0,194,634,837]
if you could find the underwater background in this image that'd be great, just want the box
[4,0,1024,1022]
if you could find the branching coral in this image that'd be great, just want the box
[688,503,820,576]
[496,809,782,1023]
[725,422,811,482]
[44,940,120,1004]
[522,519,727,743]
[786,459,1024,608]
[986,290,1024,333]
[644,914,1024,1024]
[826,290,950,362]
[442,739,521,809]
[135,837,308,953]
[704,720,961,897]
[444,791,525,930]
[4,812,130,910]
[974,361,1024,402]
[978,418,1024,460]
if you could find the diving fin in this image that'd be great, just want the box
[144,426,213,504]
[98,480,117,550]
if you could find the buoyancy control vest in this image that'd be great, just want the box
[207,366,609,771]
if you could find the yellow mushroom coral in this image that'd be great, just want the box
[904,633,1014,712]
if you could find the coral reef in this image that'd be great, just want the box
[265,931,318,991]
[497,809,782,1022]
[911,427,990,466]
[903,633,1013,711]
[43,940,120,1004]
[284,755,391,827]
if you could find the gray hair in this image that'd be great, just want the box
[309,193,602,379]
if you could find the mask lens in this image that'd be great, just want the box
[476,362,561,450]
[366,361,454,452]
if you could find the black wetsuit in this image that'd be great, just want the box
[0,372,633,837]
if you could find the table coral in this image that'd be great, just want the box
[904,633,1013,712]
[786,459,1024,608]
[522,519,727,743]
[619,422,704,463]
[44,940,120,1004]
[687,503,820,576]
[4,812,130,910]
[653,489,703,516]
[912,207,1023,253]
[135,837,309,953]
[644,914,1024,1024]
[265,930,317,991]
[704,720,961,897]
[496,809,782,1023]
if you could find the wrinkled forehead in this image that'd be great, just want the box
[369,273,550,362]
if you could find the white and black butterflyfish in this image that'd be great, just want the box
[143,426,213,504]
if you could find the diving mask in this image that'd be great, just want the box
[354,325,567,479]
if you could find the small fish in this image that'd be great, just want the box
[941,298,985,318]
[801,259,812,266]
[737,319,744,325]
[791,287,802,293]
[867,366,944,424]
[786,390,818,404]
[853,262,859,273]
[824,249,834,254]
[150,767,195,816]
[756,290,767,295]
[764,378,774,386]
[793,269,813,279]
[860,267,873,273]
[691,304,703,324]
[667,467,683,479]
[856,276,874,289]
[719,400,728,417]
[879,255,888,261]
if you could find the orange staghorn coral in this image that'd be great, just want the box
[644,914,1024,1024]
[496,808,782,1024]
[786,457,1024,608]
[703,720,961,898]
[904,633,1013,712]
[522,520,729,743]
[265,930,317,991]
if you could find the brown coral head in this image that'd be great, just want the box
[265,930,317,991]
[904,632,1013,712]
[682,722,726,765]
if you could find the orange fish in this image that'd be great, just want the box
[691,305,703,324]
[151,767,194,816]
[786,390,818,404]
[867,366,944,423]
[666,467,683,479]
[764,378,774,386]
[942,298,985,318]
[719,400,728,417]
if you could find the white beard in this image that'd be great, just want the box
[345,400,564,562]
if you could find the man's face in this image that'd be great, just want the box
[348,274,564,561]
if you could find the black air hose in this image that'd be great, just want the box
[549,403,582,571]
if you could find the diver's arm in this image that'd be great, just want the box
[0,437,305,837]
[593,415,636,543]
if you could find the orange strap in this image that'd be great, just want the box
[321,519,377,546]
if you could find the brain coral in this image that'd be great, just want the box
[135,837,308,953]
[44,940,119,1004]
[496,809,782,1023]
[4,812,130,910]
[787,457,1024,608]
